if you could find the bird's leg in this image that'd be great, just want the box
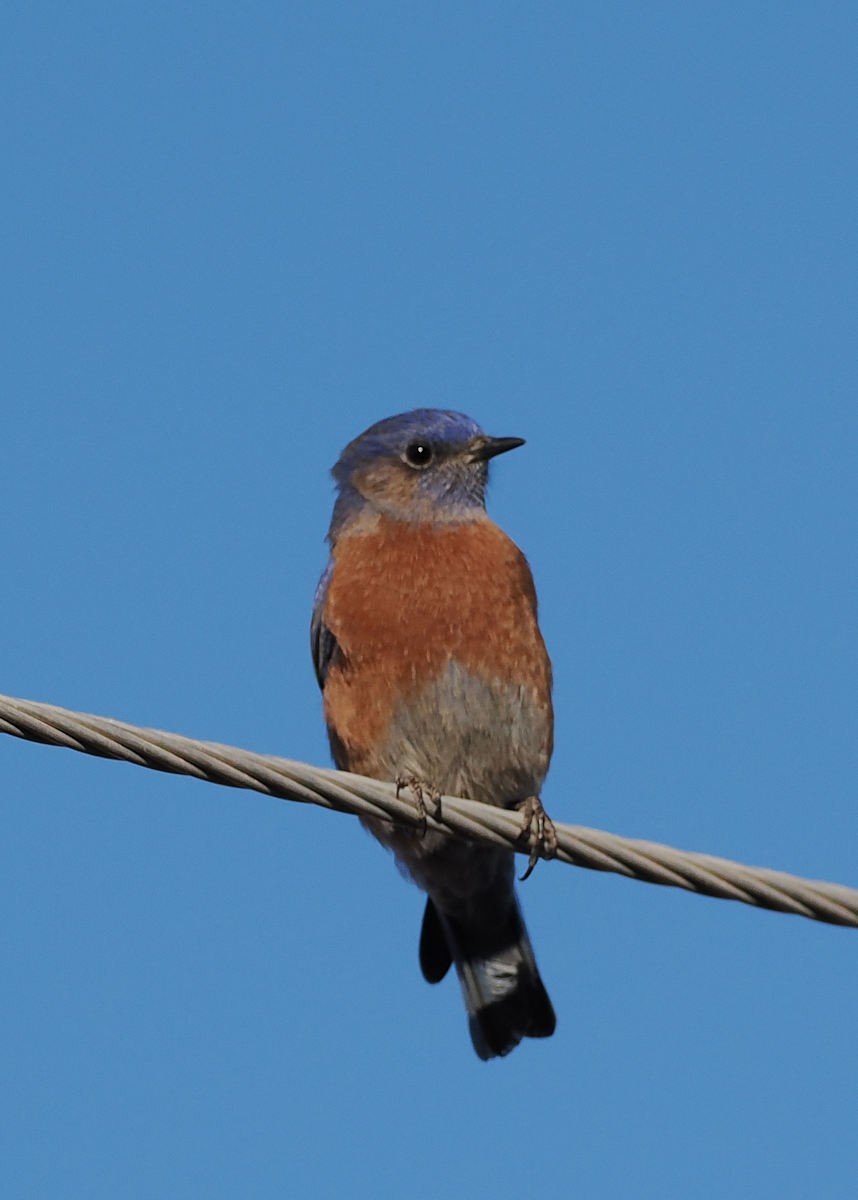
[395,773,443,837]
[516,795,557,881]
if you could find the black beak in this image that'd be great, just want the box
[467,435,526,463]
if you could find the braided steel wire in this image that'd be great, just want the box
[1,691,856,927]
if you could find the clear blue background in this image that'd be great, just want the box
[2,4,856,1196]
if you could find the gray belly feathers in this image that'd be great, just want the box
[381,659,549,806]
[362,660,550,900]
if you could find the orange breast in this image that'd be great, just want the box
[322,517,552,774]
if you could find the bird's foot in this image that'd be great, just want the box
[395,774,443,837]
[516,795,557,881]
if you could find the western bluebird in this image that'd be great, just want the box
[311,409,556,1059]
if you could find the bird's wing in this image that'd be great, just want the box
[310,560,340,689]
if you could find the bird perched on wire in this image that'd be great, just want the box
[311,409,556,1059]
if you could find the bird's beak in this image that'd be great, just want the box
[466,435,526,463]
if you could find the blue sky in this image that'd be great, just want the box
[2,4,857,1196]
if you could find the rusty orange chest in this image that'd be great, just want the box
[321,516,552,774]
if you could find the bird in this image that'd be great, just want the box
[311,408,556,1059]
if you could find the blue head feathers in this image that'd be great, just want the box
[327,409,524,539]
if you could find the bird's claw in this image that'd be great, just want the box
[516,795,557,881]
[395,774,443,837]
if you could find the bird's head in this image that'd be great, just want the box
[328,408,524,538]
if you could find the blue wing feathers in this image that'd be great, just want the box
[310,560,339,688]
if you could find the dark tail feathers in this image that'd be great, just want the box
[419,895,555,1060]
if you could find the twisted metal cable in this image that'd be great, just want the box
[1,691,856,927]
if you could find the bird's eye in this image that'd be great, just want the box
[404,441,434,468]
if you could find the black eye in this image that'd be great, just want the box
[404,441,434,468]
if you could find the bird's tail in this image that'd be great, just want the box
[419,892,555,1060]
